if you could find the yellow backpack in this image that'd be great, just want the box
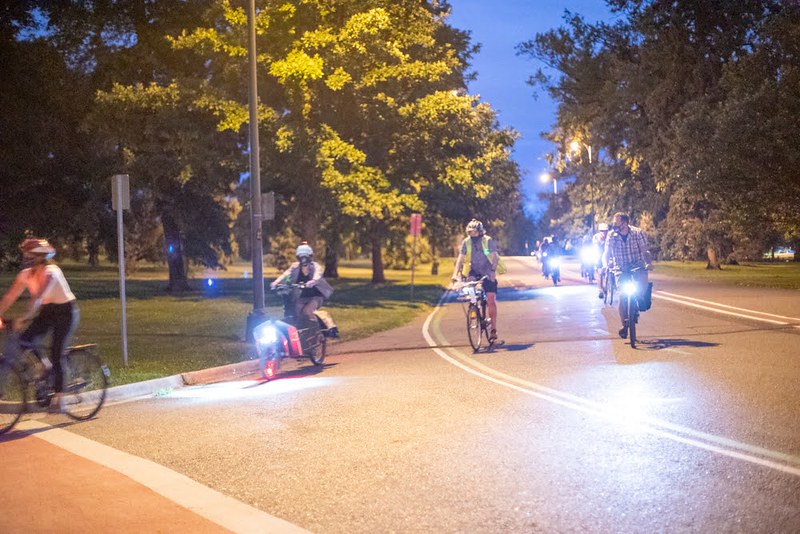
[463,235,507,277]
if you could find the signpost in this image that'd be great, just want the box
[409,213,422,300]
[111,174,130,366]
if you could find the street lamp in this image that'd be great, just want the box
[540,171,557,194]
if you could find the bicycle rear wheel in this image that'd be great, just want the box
[61,347,109,421]
[0,360,26,434]
[467,304,483,352]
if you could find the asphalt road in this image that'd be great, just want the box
[38,257,800,532]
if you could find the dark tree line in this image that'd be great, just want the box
[520,0,800,266]
[1,1,530,286]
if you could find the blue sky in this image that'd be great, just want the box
[447,1,616,215]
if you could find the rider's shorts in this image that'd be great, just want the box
[468,270,497,293]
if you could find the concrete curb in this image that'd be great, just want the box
[104,359,261,404]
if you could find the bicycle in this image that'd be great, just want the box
[602,265,616,305]
[0,318,110,434]
[454,277,495,352]
[617,267,645,348]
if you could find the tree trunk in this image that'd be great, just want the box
[323,237,339,278]
[430,242,439,275]
[370,223,385,284]
[705,247,722,270]
[162,213,192,292]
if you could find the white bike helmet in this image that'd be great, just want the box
[466,219,485,236]
[296,241,313,265]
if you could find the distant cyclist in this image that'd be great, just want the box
[452,219,500,343]
[0,238,79,410]
[602,213,653,339]
[593,223,610,298]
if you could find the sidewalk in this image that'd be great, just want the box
[0,359,309,534]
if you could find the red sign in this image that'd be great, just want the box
[409,213,422,237]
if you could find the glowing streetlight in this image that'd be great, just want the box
[540,171,557,194]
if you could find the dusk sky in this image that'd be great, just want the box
[447,1,617,215]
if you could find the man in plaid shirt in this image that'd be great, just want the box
[602,212,653,339]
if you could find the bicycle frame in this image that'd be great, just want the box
[618,268,643,347]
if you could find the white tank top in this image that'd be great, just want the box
[19,265,76,305]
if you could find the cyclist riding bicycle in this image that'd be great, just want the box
[452,219,501,343]
[0,238,79,410]
[270,241,334,344]
[593,223,610,298]
[602,213,653,339]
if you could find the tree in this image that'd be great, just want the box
[519,1,798,265]
[173,0,521,282]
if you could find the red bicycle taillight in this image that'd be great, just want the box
[266,362,276,378]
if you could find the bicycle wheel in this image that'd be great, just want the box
[0,360,27,434]
[308,330,327,366]
[628,299,638,348]
[467,303,483,352]
[61,347,109,421]
[607,274,615,305]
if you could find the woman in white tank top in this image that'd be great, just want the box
[0,238,79,410]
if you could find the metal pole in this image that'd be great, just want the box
[116,178,129,367]
[245,0,266,340]
[410,234,417,301]
[247,0,264,312]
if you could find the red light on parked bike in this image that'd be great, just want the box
[266,362,275,378]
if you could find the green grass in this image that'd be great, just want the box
[654,260,800,290]
[0,260,452,386]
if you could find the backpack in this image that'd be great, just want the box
[464,235,507,276]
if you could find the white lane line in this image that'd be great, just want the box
[18,420,310,534]
[656,291,800,322]
[652,294,789,325]
[423,295,800,478]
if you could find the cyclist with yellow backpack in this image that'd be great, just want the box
[451,219,504,343]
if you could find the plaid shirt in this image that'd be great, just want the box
[603,226,649,271]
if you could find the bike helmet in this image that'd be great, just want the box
[466,219,485,236]
[296,241,313,265]
[20,238,55,258]
[597,223,609,232]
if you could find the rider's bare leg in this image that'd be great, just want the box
[487,292,498,338]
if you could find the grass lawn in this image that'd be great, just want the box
[654,260,800,290]
[0,259,453,386]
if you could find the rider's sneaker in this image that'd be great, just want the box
[47,393,64,414]
[618,322,628,339]
[598,291,605,299]
[488,329,498,343]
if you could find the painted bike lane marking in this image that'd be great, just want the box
[654,291,800,327]
[17,420,310,534]
[422,294,800,478]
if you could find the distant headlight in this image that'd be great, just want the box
[581,247,600,263]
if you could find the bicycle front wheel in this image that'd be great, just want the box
[628,299,638,348]
[467,304,483,352]
[0,360,27,434]
[308,330,327,366]
[62,347,109,421]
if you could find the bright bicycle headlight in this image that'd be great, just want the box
[622,281,638,295]
[254,322,279,347]
[548,257,561,269]
[581,247,600,264]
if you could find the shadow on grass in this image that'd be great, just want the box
[69,275,448,309]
